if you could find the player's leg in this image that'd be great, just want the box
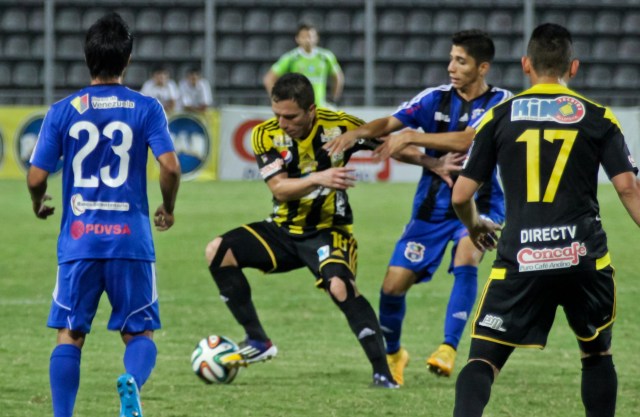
[579,332,616,417]
[378,266,415,385]
[453,339,513,417]
[48,261,104,417]
[205,222,293,365]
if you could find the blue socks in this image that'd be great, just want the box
[378,291,406,354]
[444,265,478,348]
[50,344,81,417]
[123,335,157,389]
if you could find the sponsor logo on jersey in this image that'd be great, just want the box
[70,193,130,216]
[520,225,577,243]
[517,241,587,272]
[280,149,292,165]
[320,126,342,143]
[478,314,507,332]
[273,134,293,147]
[404,242,425,262]
[168,114,211,179]
[317,245,330,262]
[71,94,89,114]
[15,113,63,174]
[91,95,135,110]
[471,108,486,120]
[70,220,131,240]
[511,96,585,124]
[298,153,318,175]
[259,158,283,179]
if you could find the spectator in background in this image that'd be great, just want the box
[263,23,344,108]
[179,66,213,114]
[141,65,180,113]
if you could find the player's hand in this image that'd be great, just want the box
[468,217,502,251]
[33,194,55,219]
[312,167,357,190]
[431,152,466,188]
[154,205,175,231]
[323,130,360,156]
[372,132,412,161]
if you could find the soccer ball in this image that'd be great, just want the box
[191,335,240,384]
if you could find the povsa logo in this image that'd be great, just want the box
[169,114,210,180]
[15,113,63,174]
[70,220,132,240]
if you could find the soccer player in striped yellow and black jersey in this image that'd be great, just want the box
[451,23,640,417]
[205,73,400,387]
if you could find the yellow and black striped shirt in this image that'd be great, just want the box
[252,108,374,237]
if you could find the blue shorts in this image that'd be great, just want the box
[48,259,161,334]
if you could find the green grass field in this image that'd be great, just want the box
[1,178,638,417]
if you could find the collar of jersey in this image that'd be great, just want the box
[523,83,572,95]
[297,47,319,58]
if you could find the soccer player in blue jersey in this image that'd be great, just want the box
[325,30,511,385]
[27,13,180,417]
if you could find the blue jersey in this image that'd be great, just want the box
[393,84,512,222]
[30,84,175,263]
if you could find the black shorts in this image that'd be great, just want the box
[471,265,616,348]
[221,220,358,287]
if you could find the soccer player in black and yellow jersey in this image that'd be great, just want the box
[451,23,640,417]
[205,73,418,387]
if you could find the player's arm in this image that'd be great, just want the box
[393,147,464,187]
[330,69,344,104]
[154,151,181,231]
[611,171,640,226]
[452,176,501,250]
[263,69,279,96]
[323,116,404,155]
[374,126,475,160]
[266,167,356,203]
[27,165,55,219]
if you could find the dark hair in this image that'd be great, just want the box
[527,23,573,77]
[296,23,316,36]
[452,29,495,64]
[84,12,133,79]
[271,73,315,110]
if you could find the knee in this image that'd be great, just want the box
[381,269,414,296]
[327,276,358,303]
[205,237,223,265]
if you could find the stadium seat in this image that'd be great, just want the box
[378,38,405,59]
[619,38,640,60]
[218,36,243,59]
[324,10,351,33]
[351,9,365,32]
[343,64,364,87]
[31,35,44,58]
[433,11,458,34]
[394,64,422,88]
[1,8,28,31]
[4,36,31,58]
[244,36,271,58]
[56,36,84,59]
[539,10,567,27]
[271,36,295,58]
[136,36,164,59]
[12,63,39,87]
[230,64,258,87]
[163,9,190,33]
[405,38,430,59]
[324,36,352,59]
[82,9,108,30]
[271,10,298,32]
[191,9,205,32]
[485,65,503,87]
[124,63,148,89]
[378,10,405,34]
[28,8,44,32]
[243,9,270,33]
[486,11,513,34]
[217,9,243,33]
[571,39,591,60]
[622,12,640,34]
[164,37,191,59]
[567,11,594,35]
[423,66,447,87]
[66,63,90,88]
[493,38,512,59]
[459,11,486,31]
[114,9,136,28]
[299,10,324,30]
[375,64,395,88]
[584,65,613,88]
[55,8,81,32]
[430,37,452,59]
[351,37,365,59]
[191,37,204,58]
[215,64,231,88]
[0,64,12,87]
[594,11,621,35]
[136,9,163,32]
[591,38,618,60]
[502,64,525,91]
[406,11,431,34]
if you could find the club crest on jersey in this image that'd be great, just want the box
[168,114,211,180]
[273,134,293,148]
[404,242,425,263]
[71,94,89,114]
[320,127,342,143]
[15,113,63,174]
[511,96,585,124]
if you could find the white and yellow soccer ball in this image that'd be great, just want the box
[191,335,240,384]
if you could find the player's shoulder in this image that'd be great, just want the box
[252,118,280,138]
[316,107,364,128]
[395,84,451,112]
[488,85,514,101]
[316,46,337,58]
